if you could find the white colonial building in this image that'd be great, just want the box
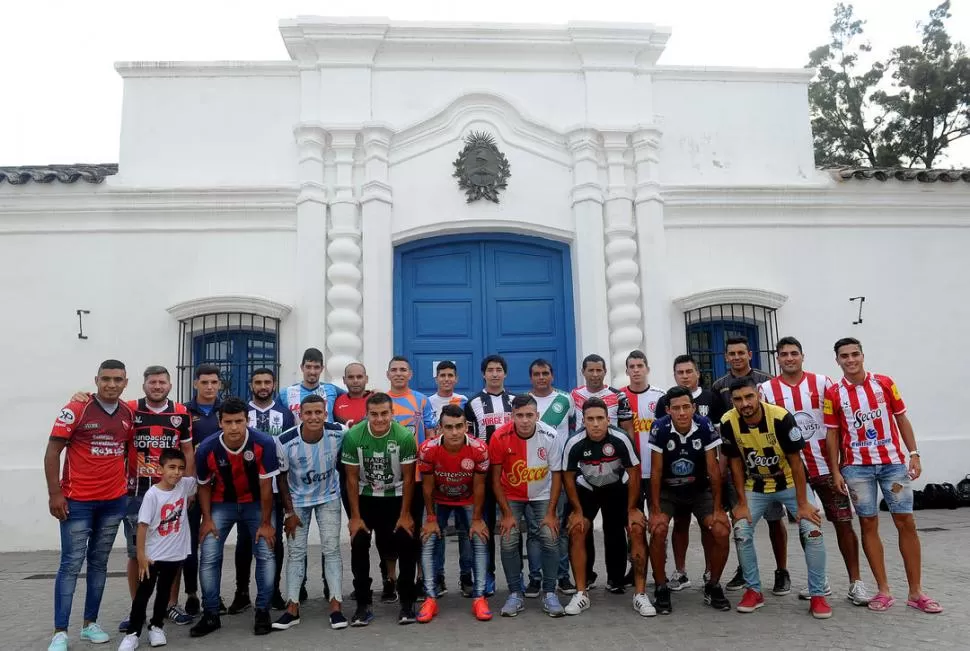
[2,18,969,551]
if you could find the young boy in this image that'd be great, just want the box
[119,449,196,650]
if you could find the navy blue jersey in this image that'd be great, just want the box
[247,399,295,436]
[647,415,720,494]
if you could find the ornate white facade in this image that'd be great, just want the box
[2,18,969,550]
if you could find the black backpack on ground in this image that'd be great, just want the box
[957,475,970,507]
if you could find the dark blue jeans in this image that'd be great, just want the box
[54,497,127,630]
[199,502,275,614]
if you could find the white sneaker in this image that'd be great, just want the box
[633,592,657,617]
[146,626,166,647]
[564,591,590,616]
[798,579,832,600]
[847,580,873,606]
[117,633,139,651]
[48,631,69,651]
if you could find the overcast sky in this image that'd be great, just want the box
[1,0,967,166]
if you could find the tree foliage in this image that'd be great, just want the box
[808,1,970,168]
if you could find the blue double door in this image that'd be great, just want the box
[394,234,576,396]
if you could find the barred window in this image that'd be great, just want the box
[685,304,779,388]
[176,312,281,402]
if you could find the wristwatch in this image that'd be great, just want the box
[909,450,920,457]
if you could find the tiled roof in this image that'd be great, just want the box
[0,164,118,185]
[829,167,970,183]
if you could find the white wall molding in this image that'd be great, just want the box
[115,61,299,78]
[651,65,816,84]
[166,295,293,321]
[674,288,789,311]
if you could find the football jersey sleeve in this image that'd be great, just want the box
[822,385,842,429]
[700,418,721,451]
[257,437,280,479]
[473,441,490,473]
[50,402,84,441]
[417,440,435,474]
[561,437,580,473]
[488,434,507,467]
[776,412,806,454]
[463,402,479,439]
[421,397,437,430]
[137,488,160,527]
[275,439,288,473]
[195,446,213,485]
[719,419,741,458]
[399,429,418,465]
[647,422,664,454]
[878,375,907,415]
[616,432,640,468]
[281,406,296,432]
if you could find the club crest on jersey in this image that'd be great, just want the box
[788,426,803,443]
[537,447,547,461]
[602,443,615,457]
[460,457,476,471]
[692,438,702,450]
[671,459,694,476]
[666,440,676,451]
[649,401,657,412]
[552,402,565,414]
[243,450,255,462]
[58,408,76,424]
[387,442,400,454]
[170,416,183,428]
[697,405,709,417]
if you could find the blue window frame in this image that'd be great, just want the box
[684,304,778,388]
[176,313,281,402]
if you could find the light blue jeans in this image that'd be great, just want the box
[54,497,127,630]
[499,499,558,594]
[841,463,913,517]
[286,500,343,603]
[422,504,488,597]
[200,502,274,614]
[433,511,473,579]
[533,492,570,581]
[733,486,827,596]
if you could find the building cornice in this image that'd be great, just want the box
[674,288,789,311]
[115,61,299,78]
[167,295,293,321]
[651,66,816,84]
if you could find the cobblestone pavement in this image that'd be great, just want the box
[4,510,969,650]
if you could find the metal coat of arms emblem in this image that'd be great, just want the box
[452,131,511,203]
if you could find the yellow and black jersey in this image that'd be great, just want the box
[720,402,804,494]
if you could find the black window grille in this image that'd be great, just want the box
[176,312,281,402]
[685,304,779,389]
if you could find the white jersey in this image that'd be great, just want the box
[532,389,575,440]
[138,477,197,562]
[759,372,833,478]
[428,392,468,420]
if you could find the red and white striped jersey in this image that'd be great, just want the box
[823,373,907,467]
[621,385,665,478]
[759,373,833,478]
[571,385,633,430]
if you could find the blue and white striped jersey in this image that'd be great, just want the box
[278,422,346,507]
[279,382,345,424]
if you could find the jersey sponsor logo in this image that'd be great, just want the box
[633,415,654,434]
[822,399,834,415]
[671,459,694,476]
[692,438,702,450]
[83,422,100,430]
[602,443,615,456]
[481,414,508,427]
[506,459,549,487]
[170,415,183,428]
[301,469,333,485]
[794,411,820,440]
[583,449,593,457]
[745,449,780,470]
[58,408,76,424]
[134,415,143,424]
[788,426,803,443]
[890,383,901,401]
[853,407,883,431]
[133,437,177,450]
[243,450,255,462]
[460,458,475,471]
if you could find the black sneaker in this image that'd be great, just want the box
[704,583,731,611]
[558,577,578,595]
[218,597,228,616]
[524,578,542,598]
[381,579,399,604]
[189,613,221,638]
[228,591,251,615]
[587,571,599,590]
[606,580,625,594]
[300,584,309,603]
[253,608,272,635]
[460,573,474,598]
[435,575,449,597]
[654,586,672,615]
[772,569,791,596]
[415,579,427,603]
[726,566,745,592]
[330,611,349,630]
[271,611,301,630]
[185,595,200,617]
[623,568,635,587]
[271,591,287,611]
[398,603,417,625]
[350,605,373,627]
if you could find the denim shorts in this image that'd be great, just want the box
[123,495,144,559]
[841,463,913,517]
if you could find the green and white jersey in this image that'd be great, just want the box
[340,420,417,497]
[532,389,575,440]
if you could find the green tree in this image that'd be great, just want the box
[874,1,970,167]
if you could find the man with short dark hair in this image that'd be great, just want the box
[342,392,420,626]
[428,360,468,420]
[825,338,941,614]
[711,337,788,594]
[721,377,831,619]
[46,360,135,651]
[571,354,634,437]
[647,386,731,614]
[279,348,345,424]
[490,395,565,618]
[760,337,871,605]
[190,398,281,638]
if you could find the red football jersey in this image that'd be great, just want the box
[50,399,134,501]
[417,436,489,506]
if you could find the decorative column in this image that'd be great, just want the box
[567,128,610,383]
[293,124,329,370]
[325,129,364,377]
[359,124,395,376]
[601,131,644,387]
[633,124,673,387]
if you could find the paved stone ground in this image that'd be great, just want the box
[6,509,970,651]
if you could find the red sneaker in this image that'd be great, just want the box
[472,596,493,621]
[416,597,438,624]
[810,596,833,619]
[736,589,765,613]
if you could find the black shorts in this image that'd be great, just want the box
[659,490,715,521]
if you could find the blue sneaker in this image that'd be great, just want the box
[500,592,525,617]
[542,592,565,617]
[484,573,496,597]
[117,619,129,633]
[80,622,110,644]
[167,604,193,625]
[48,632,68,651]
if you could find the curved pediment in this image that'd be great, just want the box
[673,287,788,311]
[166,294,292,321]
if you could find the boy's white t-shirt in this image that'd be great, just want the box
[137,477,197,562]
